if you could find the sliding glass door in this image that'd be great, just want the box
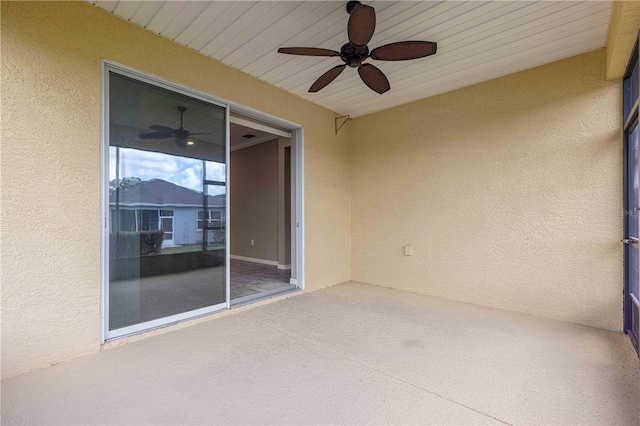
[105,69,228,338]
[623,38,639,355]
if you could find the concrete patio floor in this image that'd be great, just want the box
[2,282,639,425]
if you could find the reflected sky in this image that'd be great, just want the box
[110,147,226,195]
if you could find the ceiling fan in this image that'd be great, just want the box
[138,106,209,148]
[278,1,437,94]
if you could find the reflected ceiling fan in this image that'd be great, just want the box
[138,106,209,148]
[278,1,437,94]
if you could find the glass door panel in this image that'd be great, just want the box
[623,38,639,355]
[626,121,640,350]
[107,71,227,334]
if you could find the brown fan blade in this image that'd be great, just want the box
[370,41,437,61]
[348,3,375,47]
[278,47,339,57]
[358,64,390,94]
[138,131,173,139]
[149,125,177,133]
[309,65,347,92]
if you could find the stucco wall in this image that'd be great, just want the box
[351,50,623,331]
[230,139,279,262]
[0,1,628,380]
[1,1,351,379]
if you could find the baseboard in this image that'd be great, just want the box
[230,254,278,266]
[278,264,291,270]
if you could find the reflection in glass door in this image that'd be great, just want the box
[623,40,639,354]
[106,70,227,338]
[624,120,639,353]
[159,210,174,247]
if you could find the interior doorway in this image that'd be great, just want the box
[228,117,296,303]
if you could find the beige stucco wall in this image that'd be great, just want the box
[1,1,351,379]
[351,50,623,331]
[0,1,629,380]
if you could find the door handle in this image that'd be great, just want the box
[622,237,640,245]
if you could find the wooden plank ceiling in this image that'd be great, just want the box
[90,1,613,117]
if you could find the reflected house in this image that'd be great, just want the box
[109,178,226,248]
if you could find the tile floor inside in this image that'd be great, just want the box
[230,258,291,299]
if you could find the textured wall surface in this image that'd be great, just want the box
[230,139,279,262]
[0,1,628,381]
[605,0,640,81]
[351,50,623,331]
[1,1,351,379]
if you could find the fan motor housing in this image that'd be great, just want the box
[340,43,369,68]
[346,1,360,14]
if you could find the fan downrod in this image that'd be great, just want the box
[175,106,190,140]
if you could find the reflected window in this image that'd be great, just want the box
[197,210,222,230]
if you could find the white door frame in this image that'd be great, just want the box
[100,60,304,343]
[159,211,174,247]
[229,111,305,290]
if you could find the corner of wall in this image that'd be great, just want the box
[349,50,623,331]
[605,0,640,81]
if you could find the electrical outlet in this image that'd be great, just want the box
[404,245,413,256]
[251,239,255,246]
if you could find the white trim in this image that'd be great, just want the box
[105,303,227,341]
[102,61,227,109]
[230,285,299,308]
[230,115,291,138]
[277,264,291,270]
[225,105,231,308]
[293,127,305,290]
[230,134,278,152]
[109,203,225,208]
[100,61,110,344]
[159,210,174,246]
[230,254,279,266]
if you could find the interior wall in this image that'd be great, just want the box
[230,139,279,262]
[278,138,292,268]
[1,1,352,379]
[351,49,623,331]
